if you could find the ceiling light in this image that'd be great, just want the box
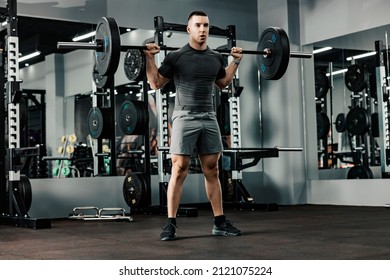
[19,51,41,63]
[326,68,347,77]
[346,51,377,61]
[313,47,333,54]
[72,31,96,42]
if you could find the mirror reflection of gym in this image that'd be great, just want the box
[313,26,390,179]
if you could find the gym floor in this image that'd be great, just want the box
[1,204,390,260]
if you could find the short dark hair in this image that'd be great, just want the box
[187,11,208,21]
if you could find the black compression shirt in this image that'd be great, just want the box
[158,43,226,112]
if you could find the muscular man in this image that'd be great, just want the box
[144,11,243,241]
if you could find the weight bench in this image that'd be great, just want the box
[222,147,302,210]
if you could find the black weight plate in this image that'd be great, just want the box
[317,112,330,139]
[19,175,32,212]
[257,27,290,80]
[335,113,346,133]
[92,63,111,88]
[119,100,149,135]
[124,49,145,82]
[345,64,368,92]
[315,69,329,98]
[88,107,103,139]
[123,173,146,208]
[94,17,121,76]
[347,165,373,179]
[87,107,113,139]
[346,107,371,135]
[6,175,33,213]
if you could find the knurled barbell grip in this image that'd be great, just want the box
[57,41,103,51]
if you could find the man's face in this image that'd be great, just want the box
[187,15,209,44]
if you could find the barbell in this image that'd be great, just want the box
[57,17,312,81]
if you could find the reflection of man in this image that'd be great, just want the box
[144,11,243,241]
[116,134,142,176]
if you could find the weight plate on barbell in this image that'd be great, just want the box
[317,112,330,139]
[124,49,145,82]
[345,64,368,92]
[346,107,371,135]
[257,27,290,80]
[87,107,114,139]
[335,113,346,133]
[315,69,329,98]
[347,165,373,179]
[123,173,147,208]
[94,17,121,76]
[92,63,111,88]
[119,100,149,135]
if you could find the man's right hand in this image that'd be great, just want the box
[144,43,161,57]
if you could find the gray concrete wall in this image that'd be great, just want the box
[300,0,390,45]
[107,0,258,41]
[257,0,307,205]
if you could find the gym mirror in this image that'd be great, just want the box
[313,24,390,179]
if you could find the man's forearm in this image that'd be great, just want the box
[145,56,160,89]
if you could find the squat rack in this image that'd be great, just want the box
[0,0,51,228]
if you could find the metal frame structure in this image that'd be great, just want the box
[375,40,390,176]
[0,0,51,229]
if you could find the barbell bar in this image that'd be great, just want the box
[57,17,312,80]
[58,41,312,58]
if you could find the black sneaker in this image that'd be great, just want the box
[160,223,177,241]
[212,220,241,236]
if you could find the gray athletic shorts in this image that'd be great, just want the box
[169,110,223,155]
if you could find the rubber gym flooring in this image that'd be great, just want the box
[1,204,390,260]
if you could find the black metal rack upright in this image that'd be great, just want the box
[0,0,51,229]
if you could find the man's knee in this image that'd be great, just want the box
[203,164,219,178]
[172,161,190,178]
